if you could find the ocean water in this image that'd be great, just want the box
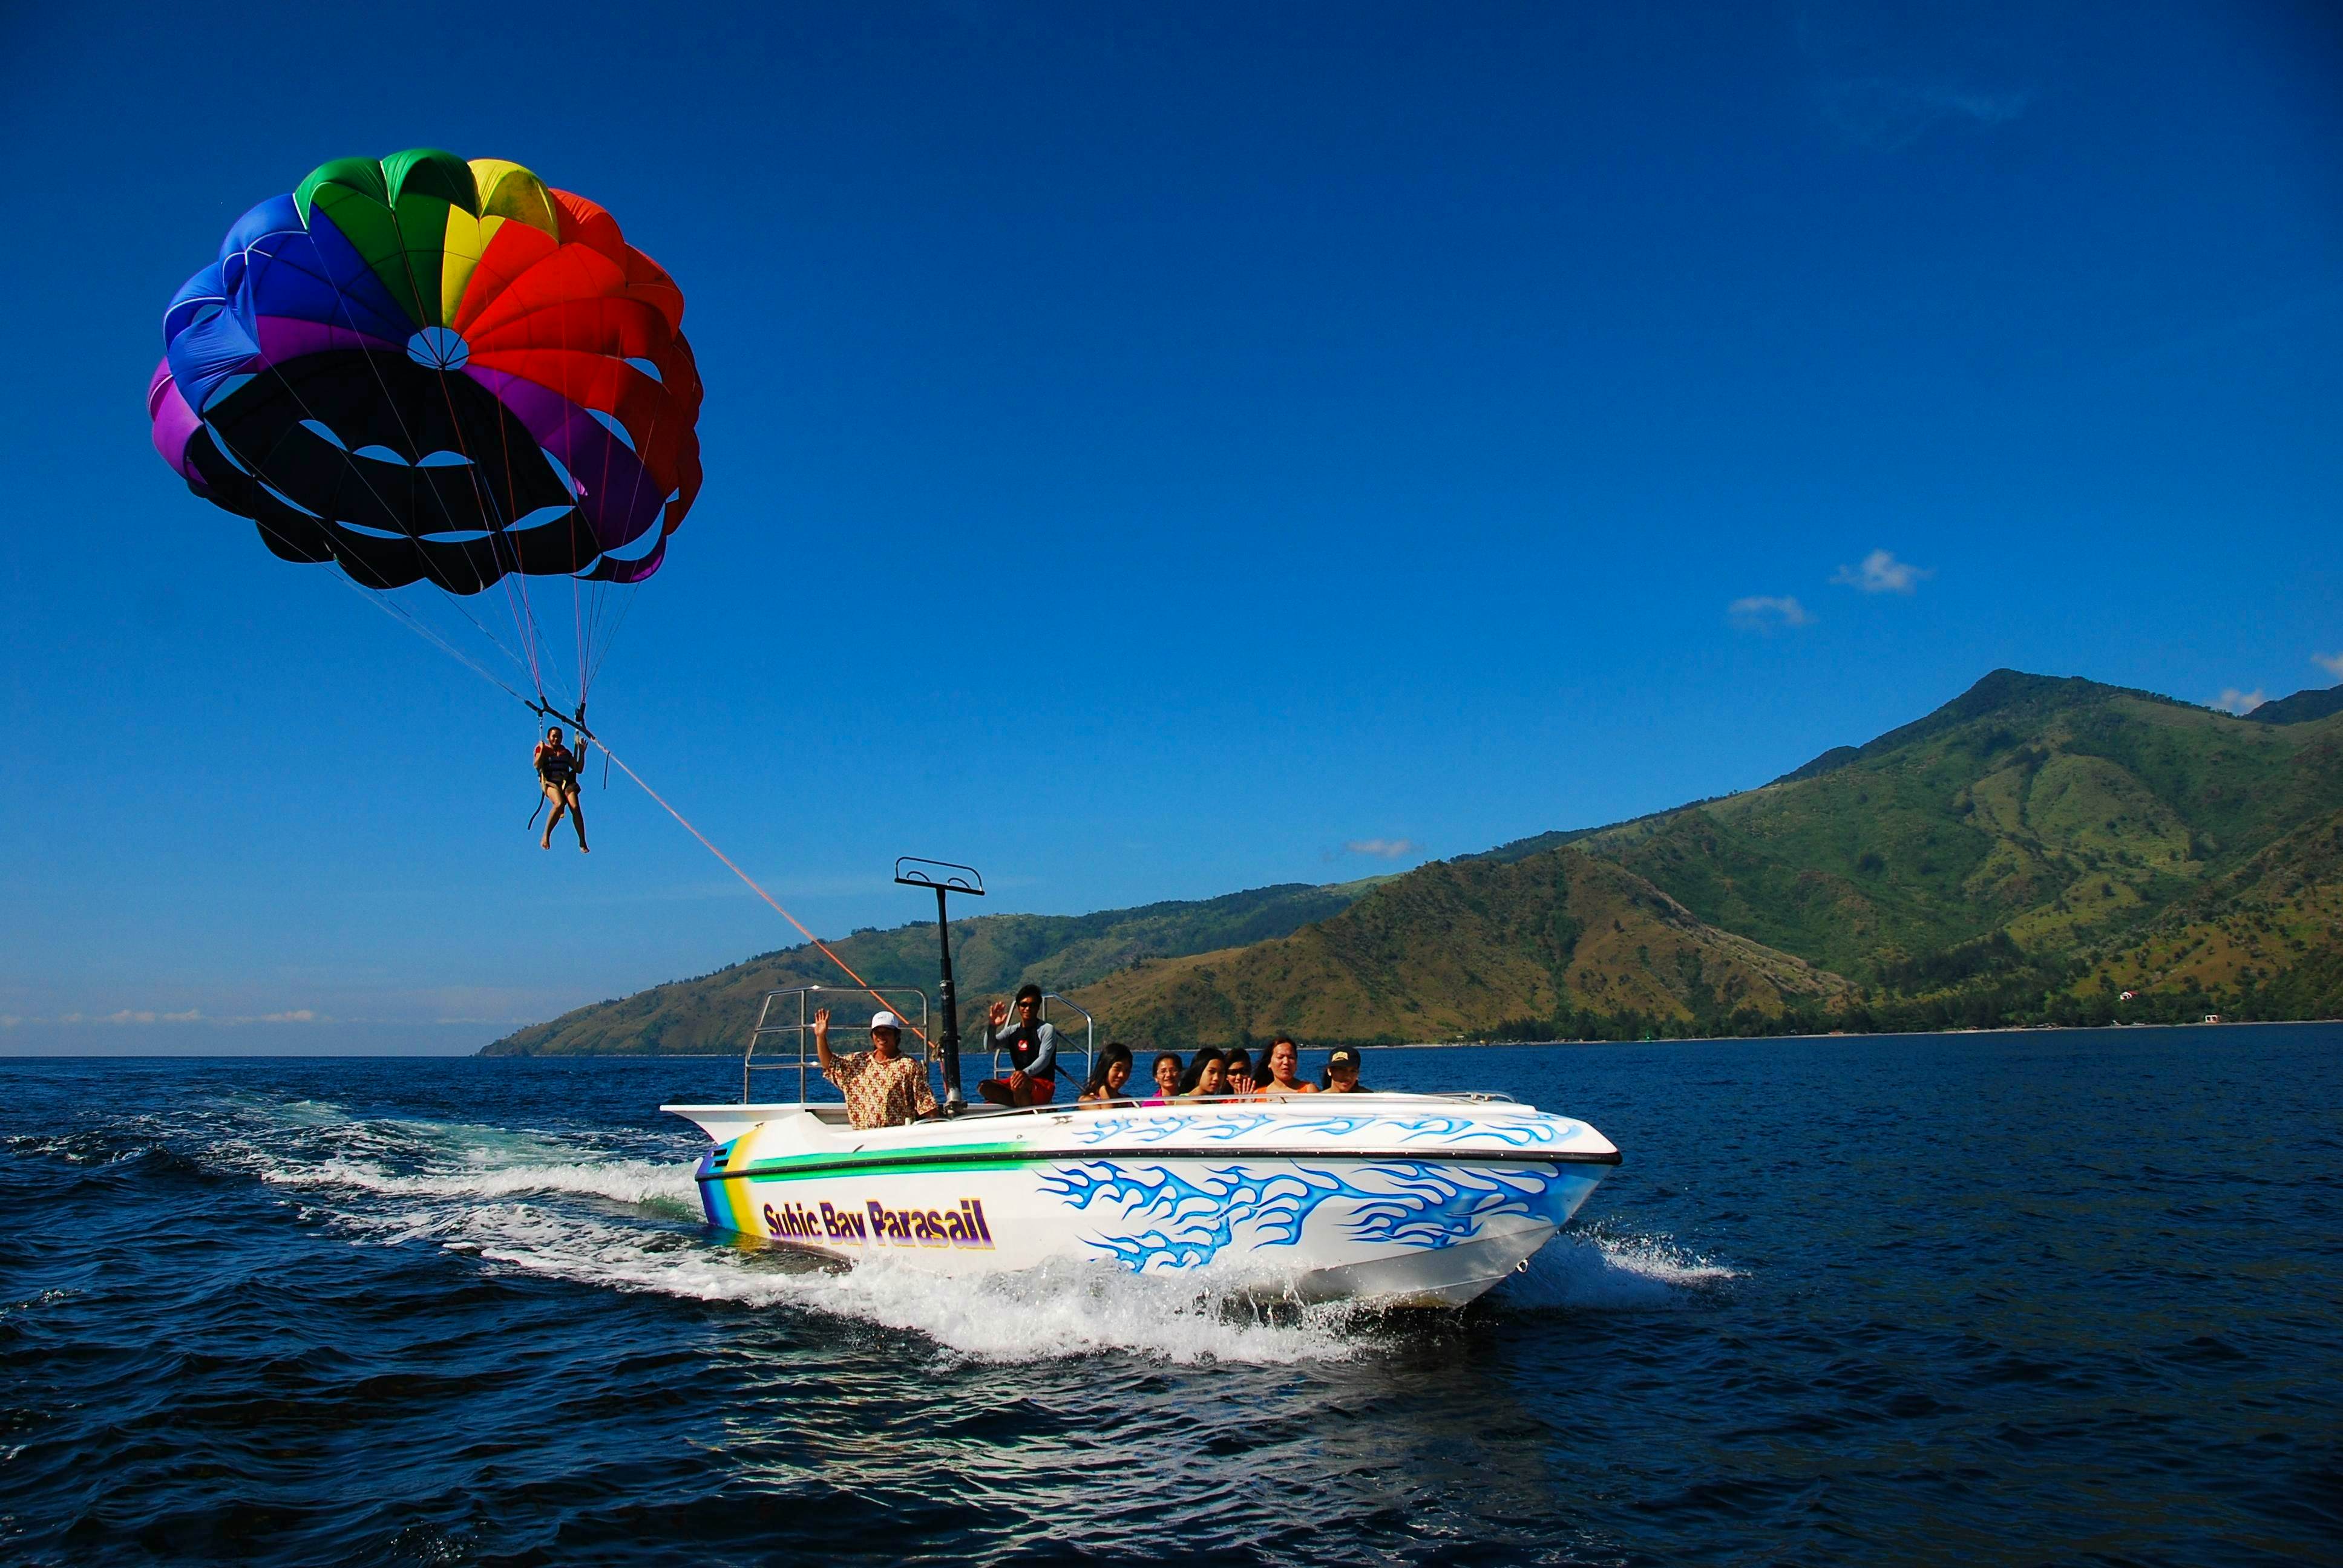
[3,1025,2337,1566]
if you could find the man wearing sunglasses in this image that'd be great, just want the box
[977,984,1068,1108]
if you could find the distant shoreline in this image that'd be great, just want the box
[12,1018,2332,1063]
[1393,1016,2340,1048]
[487,1015,2343,1060]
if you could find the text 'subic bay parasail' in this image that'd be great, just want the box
[148,149,701,618]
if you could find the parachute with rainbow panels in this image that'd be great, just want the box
[148,148,702,718]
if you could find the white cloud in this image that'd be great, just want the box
[1817,79,2031,148]
[28,1007,327,1027]
[2215,688,2268,715]
[1345,838,1420,860]
[1797,2,2040,150]
[2313,651,2343,679]
[1729,595,1813,630]
[1832,549,1933,594]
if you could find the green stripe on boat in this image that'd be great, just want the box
[709,1142,1032,1184]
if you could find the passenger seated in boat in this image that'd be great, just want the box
[1142,1052,1182,1105]
[1078,1043,1135,1106]
[1259,1036,1316,1097]
[1179,1047,1228,1099]
[811,1007,937,1129]
[977,984,1068,1107]
[1223,1049,1257,1099]
[1320,1047,1369,1094]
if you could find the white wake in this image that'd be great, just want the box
[212,1091,1731,1361]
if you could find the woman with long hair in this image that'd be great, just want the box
[532,725,588,852]
[1178,1047,1228,1099]
[1078,1042,1135,1106]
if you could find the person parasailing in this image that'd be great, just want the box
[534,724,589,852]
[147,148,704,860]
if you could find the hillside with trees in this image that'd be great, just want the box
[484,671,2343,1054]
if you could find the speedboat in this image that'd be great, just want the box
[664,1085,1622,1307]
[660,862,1621,1307]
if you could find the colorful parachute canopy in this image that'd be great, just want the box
[149,150,702,595]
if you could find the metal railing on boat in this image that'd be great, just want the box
[739,987,1096,1103]
[985,993,1095,1088]
[780,1086,1522,1130]
[741,986,932,1103]
[742,991,1498,1112]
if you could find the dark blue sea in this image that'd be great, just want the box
[4,1025,2338,1566]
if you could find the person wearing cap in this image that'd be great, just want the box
[977,984,1067,1107]
[811,1006,937,1129]
[1320,1047,1370,1093]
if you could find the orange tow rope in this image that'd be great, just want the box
[594,740,937,1049]
[328,586,944,1050]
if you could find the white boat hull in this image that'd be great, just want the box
[666,1096,1620,1308]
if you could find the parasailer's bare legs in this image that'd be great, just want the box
[540,783,589,852]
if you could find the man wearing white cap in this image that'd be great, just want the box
[811,1007,938,1130]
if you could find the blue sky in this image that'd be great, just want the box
[4,2,2339,1053]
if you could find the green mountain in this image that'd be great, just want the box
[1069,848,1848,1048]
[1560,671,2342,981]
[483,880,1374,1055]
[482,670,2343,1056]
[2246,684,2343,726]
[1082,671,2343,1039]
[2099,804,2343,1018]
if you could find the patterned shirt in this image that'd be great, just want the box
[824,1049,939,1130]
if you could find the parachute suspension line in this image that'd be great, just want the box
[332,569,532,705]
[557,263,588,711]
[229,232,570,726]
[193,369,539,710]
[589,358,673,696]
[211,413,893,1036]
[321,243,554,713]
[577,371,669,703]
[446,270,559,710]
[572,552,587,720]
[588,737,937,1050]
[408,321,559,715]
[234,472,533,706]
[582,582,638,697]
[422,578,545,693]
[491,389,577,711]
[221,349,544,701]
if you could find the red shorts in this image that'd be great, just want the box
[977,1074,1057,1108]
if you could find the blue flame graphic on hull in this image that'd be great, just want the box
[1037,1159,1585,1272]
